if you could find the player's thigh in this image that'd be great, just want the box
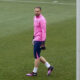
[33,41,41,58]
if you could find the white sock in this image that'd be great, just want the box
[33,67,38,73]
[45,62,50,68]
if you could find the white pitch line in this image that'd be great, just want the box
[0,0,75,6]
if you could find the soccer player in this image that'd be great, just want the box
[26,7,54,76]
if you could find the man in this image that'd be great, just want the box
[26,7,54,76]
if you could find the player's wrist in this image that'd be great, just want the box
[33,36,35,39]
[32,39,35,45]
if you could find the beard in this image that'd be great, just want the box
[35,14,40,17]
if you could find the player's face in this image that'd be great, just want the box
[34,8,41,16]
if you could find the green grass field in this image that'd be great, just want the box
[0,0,76,80]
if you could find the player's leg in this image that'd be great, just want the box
[40,56,47,63]
[26,41,41,76]
[32,58,40,74]
[32,41,42,73]
[34,58,40,67]
[40,56,54,75]
[26,59,40,76]
[40,56,50,67]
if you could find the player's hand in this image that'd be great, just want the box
[32,39,34,45]
[41,44,46,50]
[40,41,46,50]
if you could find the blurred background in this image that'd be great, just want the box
[0,0,76,80]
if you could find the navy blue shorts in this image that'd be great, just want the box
[33,41,42,59]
